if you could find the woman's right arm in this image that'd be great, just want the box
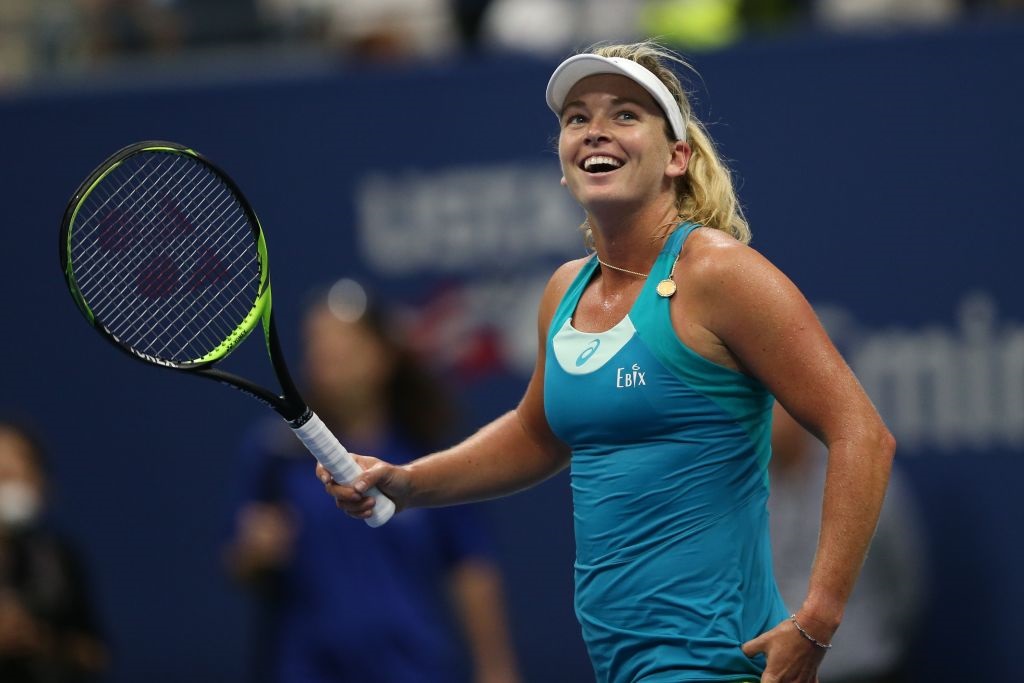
[320,261,582,518]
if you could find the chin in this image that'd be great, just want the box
[577,190,637,212]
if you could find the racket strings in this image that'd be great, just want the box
[96,157,260,358]
[76,159,221,314]
[93,168,251,343]
[74,156,216,284]
[146,229,261,358]
[74,155,221,314]
[89,180,259,361]
[69,151,263,364]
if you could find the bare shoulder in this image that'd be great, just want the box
[549,256,591,289]
[528,256,589,337]
[678,227,774,292]
[540,257,590,310]
[670,229,771,372]
[674,227,810,366]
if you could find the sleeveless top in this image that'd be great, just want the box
[544,223,786,682]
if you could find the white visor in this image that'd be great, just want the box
[545,54,687,141]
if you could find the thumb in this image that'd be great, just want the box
[741,633,766,658]
[353,461,393,495]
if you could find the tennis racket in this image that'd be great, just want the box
[59,140,395,527]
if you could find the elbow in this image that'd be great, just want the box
[876,423,897,466]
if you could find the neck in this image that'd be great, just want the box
[588,202,681,276]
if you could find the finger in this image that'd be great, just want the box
[740,634,765,658]
[315,463,332,485]
[350,462,393,495]
[338,495,376,517]
[324,480,366,503]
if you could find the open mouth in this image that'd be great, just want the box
[580,155,624,174]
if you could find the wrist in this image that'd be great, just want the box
[797,596,843,637]
[789,614,833,650]
[401,461,429,507]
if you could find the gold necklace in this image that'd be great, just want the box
[596,252,681,298]
[595,256,647,279]
[589,216,686,297]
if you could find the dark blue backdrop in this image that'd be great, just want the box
[1,21,1021,682]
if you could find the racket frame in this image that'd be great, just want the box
[59,140,310,425]
[61,140,396,526]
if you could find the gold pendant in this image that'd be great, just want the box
[656,278,677,298]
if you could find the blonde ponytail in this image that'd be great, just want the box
[590,42,751,245]
[676,118,750,244]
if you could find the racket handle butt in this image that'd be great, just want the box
[291,412,396,528]
[365,496,396,528]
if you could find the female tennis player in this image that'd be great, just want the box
[319,41,895,683]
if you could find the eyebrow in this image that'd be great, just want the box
[560,96,650,116]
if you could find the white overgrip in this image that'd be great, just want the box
[291,412,396,527]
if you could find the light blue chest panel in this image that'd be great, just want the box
[544,223,786,682]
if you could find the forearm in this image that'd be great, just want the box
[451,561,521,682]
[800,426,896,635]
[406,409,569,508]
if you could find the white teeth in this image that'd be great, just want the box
[583,156,623,171]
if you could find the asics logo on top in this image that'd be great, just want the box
[576,339,601,367]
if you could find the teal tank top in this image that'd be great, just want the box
[544,223,786,682]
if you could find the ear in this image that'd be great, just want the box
[560,176,568,186]
[666,140,692,179]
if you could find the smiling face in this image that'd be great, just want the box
[557,74,688,215]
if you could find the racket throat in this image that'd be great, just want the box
[288,409,315,428]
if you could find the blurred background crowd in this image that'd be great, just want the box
[2,0,1024,87]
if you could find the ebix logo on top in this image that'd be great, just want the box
[616,364,646,388]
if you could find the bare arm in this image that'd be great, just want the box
[449,560,522,683]
[403,399,569,508]
[320,261,581,517]
[680,233,895,678]
[222,503,295,582]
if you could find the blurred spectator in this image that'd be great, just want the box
[0,419,108,683]
[813,0,960,31]
[639,0,813,51]
[769,403,925,683]
[8,0,1022,86]
[0,0,82,86]
[175,0,268,48]
[477,0,806,56]
[640,0,746,51]
[223,280,521,683]
[452,0,496,51]
[479,0,644,55]
[76,0,182,61]
[0,0,35,85]
[256,0,458,61]
[740,0,810,33]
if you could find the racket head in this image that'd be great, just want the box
[60,141,271,370]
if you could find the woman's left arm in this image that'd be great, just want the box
[686,236,896,681]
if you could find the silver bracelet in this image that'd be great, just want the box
[789,614,833,650]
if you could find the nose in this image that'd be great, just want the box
[585,119,610,144]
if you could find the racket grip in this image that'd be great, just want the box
[291,413,396,528]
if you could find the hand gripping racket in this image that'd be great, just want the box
[59,140,395,527]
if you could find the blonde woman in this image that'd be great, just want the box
[319,42,895,683]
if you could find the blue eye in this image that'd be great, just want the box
[565,113,586,125]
